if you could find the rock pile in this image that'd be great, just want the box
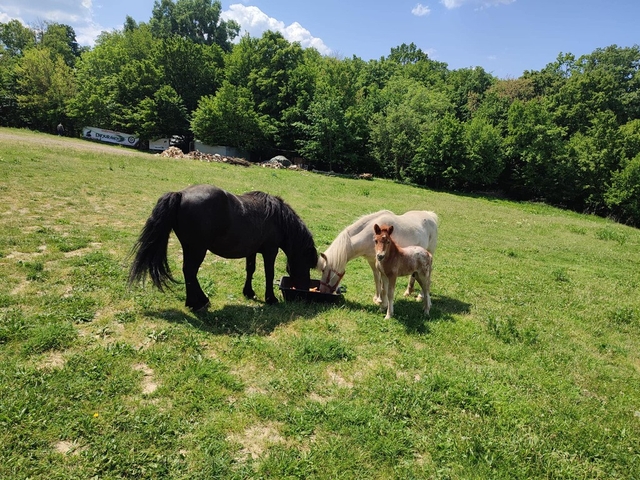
[158,146,252,167]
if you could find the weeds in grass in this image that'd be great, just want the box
[609,306,638,326]
[0,308,28,343]
[486,315,538,345]
[293,335,355,362]
[596,227,627,244]
[114,309,137,324]
[21,260,46,281]
[568,225,587,235]
[22,320,77,354]
[552,267,570,282]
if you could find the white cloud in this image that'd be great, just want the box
[0,0,100,45]
[1,1,333,53]
[74,22,104,46]
[412,4,431,16]
[0,12,14,23]
[222,4,332,55]
[441,0,515,9]
[8,0,93,25]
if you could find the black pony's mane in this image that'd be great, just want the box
[244,191,316,257]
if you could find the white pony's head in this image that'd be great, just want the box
[317,252,344,294]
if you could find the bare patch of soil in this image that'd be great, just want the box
[5,245,47,261]
[133,363,158,395]
[39,352,66,370]
[53,440,86,456]
[326,367,353,388]
[227,421,286,461]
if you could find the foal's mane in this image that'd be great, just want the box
[324,210,393,272]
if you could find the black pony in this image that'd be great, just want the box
[128,184,318,310]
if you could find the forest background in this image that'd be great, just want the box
[1,0,640,227]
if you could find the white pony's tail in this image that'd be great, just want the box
[425,211,439,255]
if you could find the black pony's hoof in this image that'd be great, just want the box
[265,296,279,305]
[243,289,257,300]
[189,300,210,312]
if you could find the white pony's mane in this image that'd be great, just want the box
[324,210,393,272]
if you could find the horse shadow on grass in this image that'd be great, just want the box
[144,299,338,336]
[144,293,470,337]
[358,294,471,335]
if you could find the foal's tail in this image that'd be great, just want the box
[128,191,182,291]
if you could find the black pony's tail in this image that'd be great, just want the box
[128,191,182,291]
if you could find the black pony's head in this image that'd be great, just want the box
[286,243,318,291]
[270,195,318,291]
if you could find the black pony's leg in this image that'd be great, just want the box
[243,253,257,300]
[262,248,279,304]
[182,246,209,311]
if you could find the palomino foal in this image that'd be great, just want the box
[373,224,433,319]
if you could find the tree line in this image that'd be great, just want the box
[1,0,639,226]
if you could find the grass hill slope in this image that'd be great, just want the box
[1,128,639,478]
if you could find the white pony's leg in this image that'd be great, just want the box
[415,272,431,315]
[369,259,383,305]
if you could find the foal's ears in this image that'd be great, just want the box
[373,224,393,235]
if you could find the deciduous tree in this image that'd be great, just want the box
[191,81,266,151]
[15,47,75,131]
[0,20,35,57]
[150,0,239,51]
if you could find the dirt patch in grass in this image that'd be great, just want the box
[39,351,66,370]
[11,280,30,296]
[227,421,286,461]
[63,243,102,258]
[133,363,158,394]
[326,367,353,388]
[53,440,88,456]
[5,245,47,261]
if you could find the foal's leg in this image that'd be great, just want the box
[385,275,398,319]
[403,276,416,297]
[379,272,389,312]
[404,276,424,299]
[243,253,257,300]
[182,247,209,311]
[261,248,279,304]
[368,258,383,305]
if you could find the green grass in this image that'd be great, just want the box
[1,127,639,478]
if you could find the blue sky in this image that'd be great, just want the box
[1,0,637,78]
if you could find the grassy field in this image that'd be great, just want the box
[1,127,639,479]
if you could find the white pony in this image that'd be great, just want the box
[317,210,438,304]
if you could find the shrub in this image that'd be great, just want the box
[605,153,640,226]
